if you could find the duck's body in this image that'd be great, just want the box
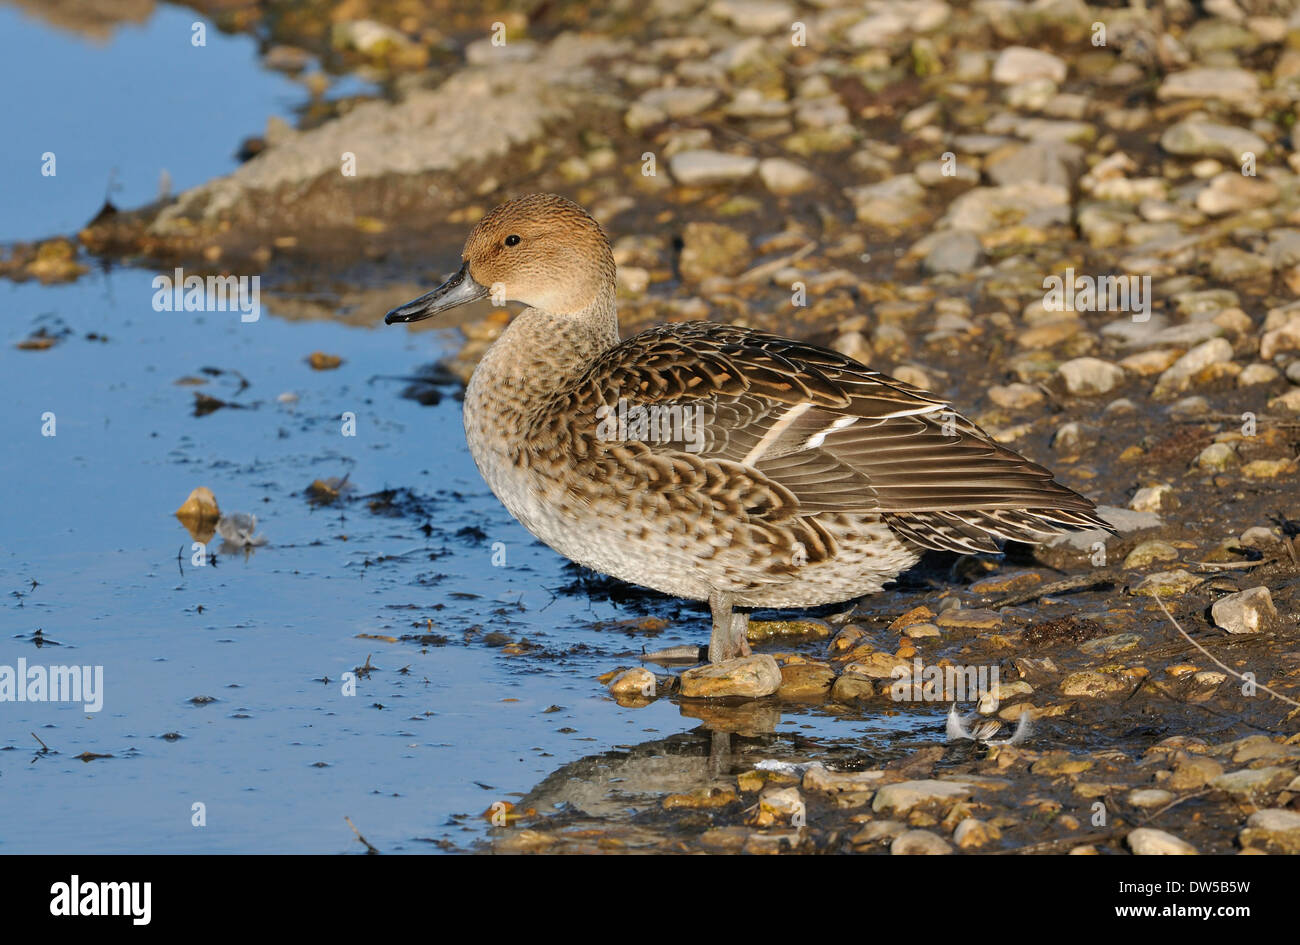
[389,194,1109,662]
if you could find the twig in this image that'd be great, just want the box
[1152,596,1300,710]
[345,816,379,854]
[31,732,49,752]
[989,568,1123,608]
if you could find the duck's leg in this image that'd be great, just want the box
[708,591,752,662]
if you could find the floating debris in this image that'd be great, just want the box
[216,513,266,548]
[946,704,1032,746]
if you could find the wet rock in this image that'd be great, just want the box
[842,651,912,679]
[953,817,1000,849]
[1135,570,1202,597]
[988,383,1044,409]
[1239,809,1300,855]
[1061,671,1130,698]
[935,608,1002,631]
[1260,311,1300,360]
[1211,767,1293,796]
[1130,484,1177,513]
[1127,827,1198,855]
[1057,357,1125,396]
[627,87,720,131]
[850,820,907,846]
[1157,68,1260,109]
[678,222,751,283]
[1127,789,1174,809]
[777,662,836,699]
[941,182,1070,231]
[758,158,817,196]
[1194,442,1239,472]
[1160,120,1266,162]
[985,141,1084,189]
[175,486,220,525]
[668,150,758,186]
[802,764,884,795]
[891,829,952,855]
[663,786,736,809]
[921,230,983,275]
[872,780,973,816]
[1152,338,1234,397]
[1123,540,1180,569]
[752,785,803,827]
[993,47,1067,84]
[608,667,656,699]
[308,351,342,370]
[1196,173,1279,216]
[1078,633,1142,657]
[711,0,794,35]
[1169,756,1224,790]
[847,175,928,228]
[1269,389,1300,413]
[1210,587,1277,634]
[679,655,780,699]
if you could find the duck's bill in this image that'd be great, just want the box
[384,262,488,324]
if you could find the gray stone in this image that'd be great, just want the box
[1211,587,1277,634]
[890,829,953,855]
[669,150,759,186]
[1127,827,1198,855]
[1160,120,1267,162]
[872,779,973,815]
[992,46,1067,84]
[679,655,781,698]
[922,230,983,274]
[1057,357,1126,396]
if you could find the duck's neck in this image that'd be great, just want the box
[464,286,619,451]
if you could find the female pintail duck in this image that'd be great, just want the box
[386,194,1108,664]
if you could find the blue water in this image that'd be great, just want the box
[0,4,932,854]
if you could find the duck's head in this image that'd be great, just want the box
[385,193,615,325]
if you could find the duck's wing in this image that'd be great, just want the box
[554,321,1110,554]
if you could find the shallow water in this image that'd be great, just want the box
[0,267,938,853]
[0,5,944,854]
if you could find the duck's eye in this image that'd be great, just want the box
[504,234,521,247]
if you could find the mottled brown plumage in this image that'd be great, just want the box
[386,194,1110,662]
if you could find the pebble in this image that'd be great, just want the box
[890,829,953,855]
[1211,767,1293,795]
[992,46,1067,84]
[1127,827,1198,855]
[679,655,781,699]
[1057,357,1126,396]
[777,662,836,699]
[1159,119,1267,161]
[872,779,973,815]
[608,667,656,699]
[668,150,758,186]
[758,158,817,195]
[953,817,1000,849]
[1130,484,1176,513]
[1239,809,1300,855]
[1153,338,1234,397]
[1210,587,1277,634]
[1061,671,1130,698]
[1127,788,1175,809]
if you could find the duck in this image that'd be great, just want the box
[385,193,1109,664]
